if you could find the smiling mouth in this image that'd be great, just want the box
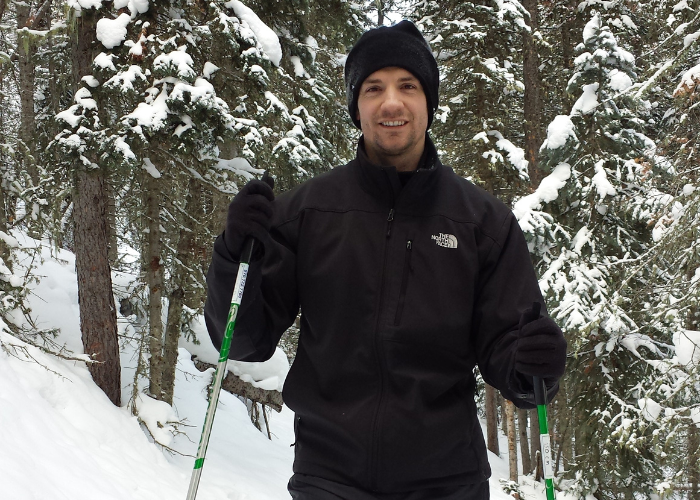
[381,121,407,127]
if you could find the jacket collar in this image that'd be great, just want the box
[354,133,442,207]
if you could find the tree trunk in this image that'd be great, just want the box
[522,0,543,187]
[530,408,542,480]
[506,399,518,483]
[74,169,121,406]
[161,177,202,404]
[144,165,164,400]
[0,176,10,269]
[71,5,120,406]
[105,177,118,267]
[500,394,508,436]
[518,407,532,475]
[17,1,41,237]
[485,383,500,455]
[690,422,700,500]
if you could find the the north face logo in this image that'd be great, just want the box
[431,233,458,249]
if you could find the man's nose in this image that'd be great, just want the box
[380,87,404,112]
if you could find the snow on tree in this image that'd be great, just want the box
[514,12,665,497]
[413,0,531,203]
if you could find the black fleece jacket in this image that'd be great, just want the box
[204,136,557,493]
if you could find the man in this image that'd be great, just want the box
[205,20,567,500]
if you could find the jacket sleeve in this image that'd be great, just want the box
[204,219,299,362]
[471,213,559,409]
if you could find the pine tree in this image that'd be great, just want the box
[515,12,662,496]
[412,0,531,203]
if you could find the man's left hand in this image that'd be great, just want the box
[514,307,567,381]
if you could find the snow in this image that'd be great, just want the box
[290,56,308,78]
[0,234,555,500]
[153,50,196,80]
[96,13,131,50]
[82,75,100,88]
[673,329,700,368]
[583,13,600,43]
[572,82,600,115]
[673,0,690,12]
[608,69,633,92]
[142,157,161,178]
[638,398,662,422]
[592,160,617,199]
[0,230,19,248]
[684,30,700,48]
[203,61,220,79]
[541,115,577,151]
[114,0,149,17]
[513,163,572,221]
[488,131,529,179]
[226,0,282,67]
[305,35,318,63]
[94,52,117,71]
[674,63,700,96]
[66,0,103,14]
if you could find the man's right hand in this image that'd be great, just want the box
[223,176,275,261]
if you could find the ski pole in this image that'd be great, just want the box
[534,375,556,500]
[186,172,271,500]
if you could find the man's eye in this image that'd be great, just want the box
[365,86,380,92]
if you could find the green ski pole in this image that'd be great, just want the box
[186,172,271,500]
[534,375,556,500]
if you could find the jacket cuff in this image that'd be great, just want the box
[508,371,560,408]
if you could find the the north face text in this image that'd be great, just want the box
[431,233,458,249]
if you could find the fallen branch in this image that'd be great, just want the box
[192,357,284,412]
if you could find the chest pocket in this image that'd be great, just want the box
[389,228,478,354]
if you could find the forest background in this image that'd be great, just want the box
[1,0,700,498]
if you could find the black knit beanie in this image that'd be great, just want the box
[345,20,439,130]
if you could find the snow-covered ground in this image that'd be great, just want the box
[0,237,564,499]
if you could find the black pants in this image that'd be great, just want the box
[288,474,489,500]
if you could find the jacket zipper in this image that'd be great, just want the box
[394,239,413,326]
[369,208,395,490]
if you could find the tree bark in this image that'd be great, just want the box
[518,407,532,474]
[144,166,164,400]
[161,177,202,404]
[506,399,518,483]
[74,169,121,406]
[0,176,10,269]
[17,1,41,237]
[105,177,118,267]
[485,383,500,455]
[530,408,542,480]
[522,0,543,187]
[192,358,284,411]
[71,5,120,406]
[690,422,700,500]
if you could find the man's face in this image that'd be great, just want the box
[356,67,428,171]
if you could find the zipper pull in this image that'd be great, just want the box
[406,240,412,250]
[387,209,395,238]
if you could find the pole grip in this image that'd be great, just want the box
[238,171,272,264]
[533,375,547,406]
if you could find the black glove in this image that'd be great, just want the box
[514,302,567,380]
[223,175,275,261]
